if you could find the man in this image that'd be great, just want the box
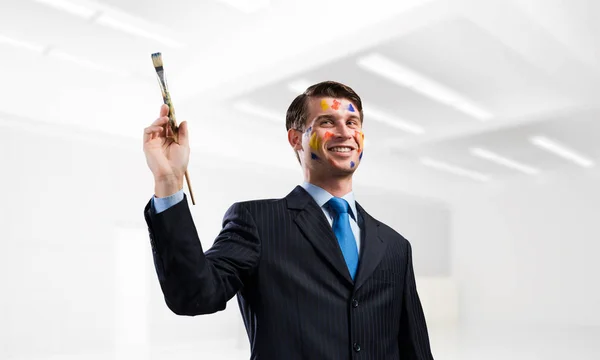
[142,81,434,359]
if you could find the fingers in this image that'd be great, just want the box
[151,115,169,127]
[178,121,189,147]
[160,104,169,117]
[146,116,169,143]
[144,125,165,134]
[143,124,165,143]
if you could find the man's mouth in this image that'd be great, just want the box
[328,146,354,153]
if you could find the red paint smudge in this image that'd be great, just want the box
[331,99,341,110]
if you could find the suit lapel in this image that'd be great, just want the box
[353,202,388,292]
[287,186,354,287]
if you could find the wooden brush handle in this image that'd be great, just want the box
[184,169,195,205]
[164,124,194,205]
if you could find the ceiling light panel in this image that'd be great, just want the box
[33,0,185,48]
[214,0,270,13]
[470,147,540,175]
[0,34,45,53]
[420,157,491,182]
[530,135,595,168]
[33,0,96,19]
[357,52,493,121]
[233,100,282,123]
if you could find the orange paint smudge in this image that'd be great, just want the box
[331,99,341,110]
[355,130,365,151]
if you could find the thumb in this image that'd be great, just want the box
[178,121,189,147]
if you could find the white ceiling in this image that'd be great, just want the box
[1,0,598,200]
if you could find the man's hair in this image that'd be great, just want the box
[286,80,364,164]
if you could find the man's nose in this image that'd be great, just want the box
[335,124,354,138]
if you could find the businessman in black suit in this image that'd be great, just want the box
[142,81,434,359]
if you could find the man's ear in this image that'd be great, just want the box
[287,128,303,151]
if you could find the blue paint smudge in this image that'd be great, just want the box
[359,151,363,160]
[350,161,355,168]
[348,104,355,112]
[311,152,319,160]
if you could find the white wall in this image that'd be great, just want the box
[356,186,450,276]
[0,121,450,359]
[451,170,600,328]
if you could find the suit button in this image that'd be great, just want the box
[353,343,361,352]
[352,299,359,308]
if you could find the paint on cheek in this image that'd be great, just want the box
[323,131,334,141]
[331,99,341,110]
[320,99,329,111]
[350,161,355,168]
[309,132,321,151]
[311,152,320,160]
[359,151,364,160]
[355,130,365,150]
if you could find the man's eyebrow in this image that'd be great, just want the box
[314,114,360,122]
[314,114,336,122]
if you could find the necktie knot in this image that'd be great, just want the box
[327,197,349,216]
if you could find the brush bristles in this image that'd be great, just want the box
[151,52,163,70]
[151,51,177,140]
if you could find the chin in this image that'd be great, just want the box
[331,162,359,175]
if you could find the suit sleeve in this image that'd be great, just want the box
[398,241,435,359]
[151,189,184,213]
[144,194,260,316]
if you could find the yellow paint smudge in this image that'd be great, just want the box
[309,132,321,151]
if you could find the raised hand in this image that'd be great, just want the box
[143,104,190,197]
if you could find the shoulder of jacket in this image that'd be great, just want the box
[371,217,410,246]
[231,197,286,211]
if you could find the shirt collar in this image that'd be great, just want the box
[301,181,358,220]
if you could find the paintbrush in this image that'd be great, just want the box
[151,52,196,205]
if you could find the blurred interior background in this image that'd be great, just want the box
[1,0,599,359]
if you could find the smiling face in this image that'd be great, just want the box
[289,96,365,179]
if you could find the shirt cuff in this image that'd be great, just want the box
[151,189,184,214]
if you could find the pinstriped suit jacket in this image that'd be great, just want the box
[144,185,434,359]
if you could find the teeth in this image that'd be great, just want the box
[329,147,352,152]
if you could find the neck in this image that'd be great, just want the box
[305,173,353,197]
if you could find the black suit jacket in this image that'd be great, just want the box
[144,185,434,359]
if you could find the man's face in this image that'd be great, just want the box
[292,96,365,177]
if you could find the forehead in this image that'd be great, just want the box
[306,96,359,120]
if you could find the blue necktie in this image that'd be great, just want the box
[327,197,359,280]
